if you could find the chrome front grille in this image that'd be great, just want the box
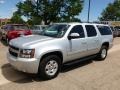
[9,45,19,57]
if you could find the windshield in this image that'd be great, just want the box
[13,25,29,30]
[40,24,70,38]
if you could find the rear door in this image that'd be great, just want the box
[85,25,101,55]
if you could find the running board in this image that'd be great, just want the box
[63,55,97,66]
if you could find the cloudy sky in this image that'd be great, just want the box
[0,0,115,22]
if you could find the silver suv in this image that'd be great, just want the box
[7,23,113,79]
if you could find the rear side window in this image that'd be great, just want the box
[85,25,97,37]
[97,26,112,35]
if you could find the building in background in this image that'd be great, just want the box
[0,18,10,27]
[94,21,120,27]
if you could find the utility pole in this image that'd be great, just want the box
[36,0,39,15]
[31,0,39,15]
[87,0,91,23]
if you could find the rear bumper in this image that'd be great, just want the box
[7,53,39,74]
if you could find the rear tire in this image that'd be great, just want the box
[38,55,61,80]
[96,46,108,60]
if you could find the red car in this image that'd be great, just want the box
[1,24,32,43]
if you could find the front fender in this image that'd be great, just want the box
[35,46,65,62]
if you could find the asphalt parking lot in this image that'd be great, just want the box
[0,38,120,90]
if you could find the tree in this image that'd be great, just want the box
[99,0,120,21]
[15,0,84,25]
[11,12,25,24]
[27,16,42,25]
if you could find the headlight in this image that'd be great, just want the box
[20,49,35,58]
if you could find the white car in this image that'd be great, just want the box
[31,25,48,34]
[7,23,113,79]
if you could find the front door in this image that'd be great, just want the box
[67,25,87,61]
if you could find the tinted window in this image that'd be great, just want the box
[97,26,112,35]
[85,25,97,37]
[70,25,85,38]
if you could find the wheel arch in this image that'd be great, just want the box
[102,42,109,49]
[39,51,63,64]
[37,51,63,73]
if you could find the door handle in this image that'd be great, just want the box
[95,40,99,42]
[82,42,87,44]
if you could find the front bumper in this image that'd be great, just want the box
[7,53,39,74]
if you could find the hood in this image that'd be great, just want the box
[9,35,54,48]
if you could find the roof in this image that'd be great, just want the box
[61,22,109,26]
[52,22,109,26]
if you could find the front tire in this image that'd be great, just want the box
[97,46,108,60]
[38,55,61,80]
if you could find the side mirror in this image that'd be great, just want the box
[68,33,80,40]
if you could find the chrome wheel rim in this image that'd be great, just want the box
[45,60,58,76]
[101,49,107,58]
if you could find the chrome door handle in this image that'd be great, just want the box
[95,40,99,42]
[82,42,87,44]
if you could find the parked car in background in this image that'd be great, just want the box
[1,24,32,43]
[110,26,119,37]
[7,23,113,79]
[114,26,120,37]
[31,25,48,35]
